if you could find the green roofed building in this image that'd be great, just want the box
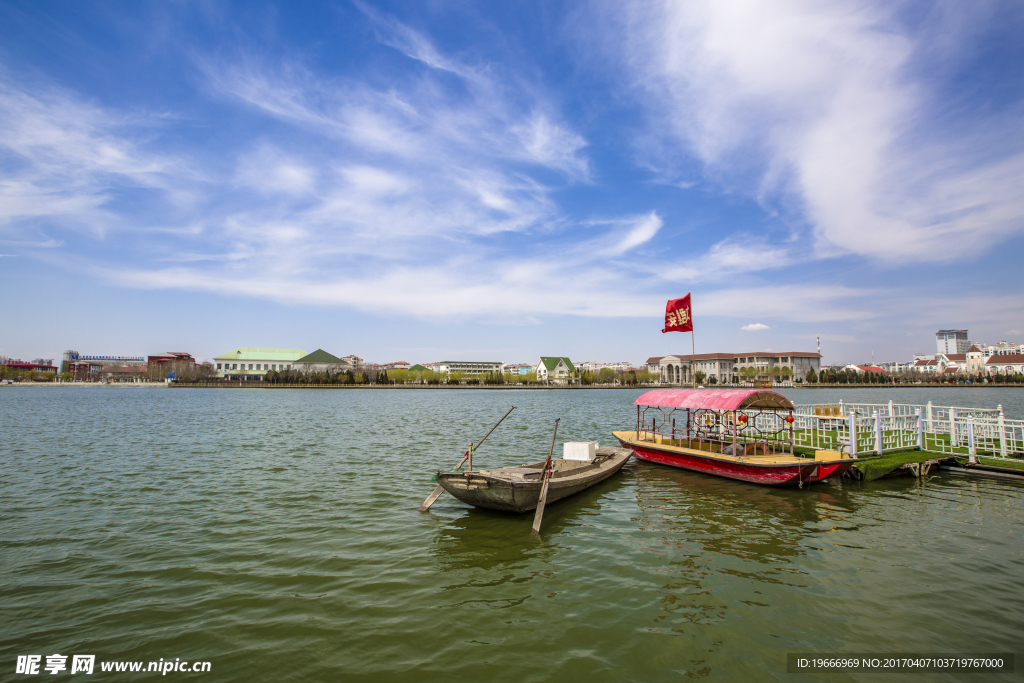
[409,364,427,372]
[293,349,348,372]
[213,347,306,380]
[537,357,574,383]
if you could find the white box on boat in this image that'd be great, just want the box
[563,441,598,461]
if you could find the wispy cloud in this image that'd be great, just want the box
[0,71,191,243]
[612,1,1024,262]
[741,323,769,331]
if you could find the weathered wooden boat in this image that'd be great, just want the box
[614,389,856,486]
[434,446,632,512]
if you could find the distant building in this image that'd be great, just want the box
[575,361,634,373]
[97,365,146,382]
[213,348,306,380]
[981,341,1023,357]
[293,349,351,373]
[380,361,411,371]
[148,352,195,369]
[966,345,986,374]
[986,354,1024,375]
[647,351,821,385]
[936,353,967,374]
[502,363,533,375]
[936,330,970,355]
[61,350,146,379]
[536,357,575,382]
[424,361,503,375]
[848,364,885,375]
[2,360,58,375]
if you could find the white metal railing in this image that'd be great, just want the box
[795,400,1002,422]
[794,402,1024,460]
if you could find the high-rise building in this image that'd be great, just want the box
[936,330,969,355]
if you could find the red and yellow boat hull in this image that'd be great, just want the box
[613,431,855,486]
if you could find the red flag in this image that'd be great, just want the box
[662,294,693,333]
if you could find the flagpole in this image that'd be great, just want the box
[691,329,696,389]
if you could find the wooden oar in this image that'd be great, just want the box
[417,406,517,512]
[531,418,560,535]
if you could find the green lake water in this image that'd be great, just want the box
[2,387,1022,681]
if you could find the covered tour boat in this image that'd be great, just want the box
[614,389,855,486]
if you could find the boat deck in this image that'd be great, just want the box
[475,454,616,480]
[613,430,835,465]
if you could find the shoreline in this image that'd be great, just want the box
[166,383,1023,390]
[3,382,1021,390]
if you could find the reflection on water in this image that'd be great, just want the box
[2,387,1023,683]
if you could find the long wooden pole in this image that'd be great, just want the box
[418,405,517,512]
[532,418,560,535]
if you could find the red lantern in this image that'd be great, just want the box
[785,415,795,424]
[738,414,748,423]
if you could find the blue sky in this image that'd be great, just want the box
[2,1,1023,367]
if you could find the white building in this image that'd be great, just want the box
[935,353,967,374]
[986,354,1024,375]
[647,351,821,385]
[213,347,306,379]
[936,329,970,355]
[424,361,503,375]
[537,357,574,382]
[981,341,1023,357]
[575,361,634,374]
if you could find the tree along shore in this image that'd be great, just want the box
[166,382,1024,390]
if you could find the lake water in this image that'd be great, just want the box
[2,387,1022,681]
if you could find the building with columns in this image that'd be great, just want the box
[646,351,821,385]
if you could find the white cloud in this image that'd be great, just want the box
[614,0,1024,262]
[741,323,769,331]
[582,211,664,257]
[511,113,590,180]
[234,144,317,196]
[657,236,793,282]
[0,74,188,241]
[100,257,659,319]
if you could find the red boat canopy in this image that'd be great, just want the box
[634,388,795,411]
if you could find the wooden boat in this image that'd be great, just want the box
[614,389,856,486]
[434,446,632,512]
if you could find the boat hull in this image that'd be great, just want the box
[435,447,632,512]
[616,434,854,486]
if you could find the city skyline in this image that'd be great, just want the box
[2,2,1023,366]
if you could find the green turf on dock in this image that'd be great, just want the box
[854,450,946,481]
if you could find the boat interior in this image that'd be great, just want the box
[469,450,623,480]
[614,430,820,465]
